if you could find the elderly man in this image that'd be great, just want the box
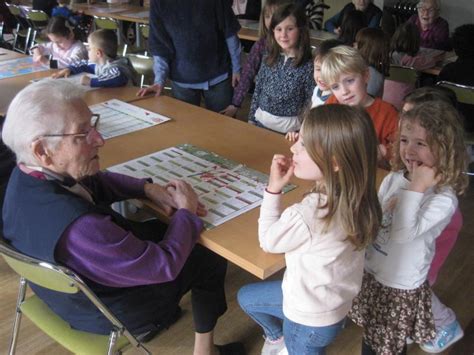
[408,0,450,50]
[2,80,243,355]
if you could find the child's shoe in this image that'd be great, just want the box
[419,320,464,353]
[261,336,285,355]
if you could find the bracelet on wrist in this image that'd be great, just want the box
[265,187,282,195]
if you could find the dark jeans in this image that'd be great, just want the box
[171,77,233,113]
[130,219,228,334]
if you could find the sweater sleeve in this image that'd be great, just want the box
[56,208,203,287]
[258,191,313,253]
[232,38,266,107]
[90,65,128,88]
[248,61,265,123]
[69,61,95,75]
[390,189,457,243]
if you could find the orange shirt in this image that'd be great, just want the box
[326,95,398,153]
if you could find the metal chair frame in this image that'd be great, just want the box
[93,16,128,56]
[24,9,49,52]
[5,3,29,53]
[0,240,151,355]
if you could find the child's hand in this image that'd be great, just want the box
[408,163,440,193]
[285,131,299,142]
[52,68,71,79]
[267,154,294,193]
[232,72,240,88]
[80,75,91,86]
[220,105,238,117]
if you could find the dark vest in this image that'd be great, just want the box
[3,168,169,335]
[149,0,240,83]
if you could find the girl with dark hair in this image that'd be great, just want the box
[248,3,315,134]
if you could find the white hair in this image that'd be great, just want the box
[418,0,440,10]
[2,79,84,165]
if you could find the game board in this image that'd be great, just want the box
[0,57,49,80]
[90,99,171,139]
[107,144,297,229]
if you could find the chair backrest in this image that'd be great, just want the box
[93,16,119,31]
[0,240,123,328]
[5,3,22,17]
[127,53,154,87]
[25,9,49,29]
[388,65,419,85]
[139,24,149,40]
[436,81,474,105]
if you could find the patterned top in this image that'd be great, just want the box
[232,37,267,107]
[249,55,315,125]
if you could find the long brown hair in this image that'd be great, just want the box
[266,3,312,67]
[390,22,420,57]
[391,101,469,195]
[258,0,290,38]
[356,27,390,76]
[301,104,382,249]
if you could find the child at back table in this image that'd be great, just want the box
[52,29,137,87]
[383,22,443,110]
[221,0,288,117]
[248,3,315,134]
[349,101,469,355]
[355,27,390,98]
[238,104,382,354]
[322,45,398,162]
[32,16,87,69]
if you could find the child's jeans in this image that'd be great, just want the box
[238,280,345,355]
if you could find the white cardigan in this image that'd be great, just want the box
[259,191,364,327]
[365,171,457,290]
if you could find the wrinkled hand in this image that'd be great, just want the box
[52,68,71,79]
[232,72,240,88]
[80,75,91,86]
[267,154,294,193]
[144,182,177,216]
[285,131,299,142]
[137,83,163,97]
[220,104,238,117]
[166,180,201,215]
[408,163,440,193]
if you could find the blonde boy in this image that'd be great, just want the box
[53,29,137,87]
[321,45,398,159]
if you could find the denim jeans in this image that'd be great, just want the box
[238,280,345,355]
[171,77,233,113]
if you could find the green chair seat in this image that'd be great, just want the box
[21,296,130,355]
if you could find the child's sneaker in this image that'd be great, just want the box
[420,320,464,353]
[261,336,285,355]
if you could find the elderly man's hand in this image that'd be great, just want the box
[144,182,177,216]
[166,180,206,216]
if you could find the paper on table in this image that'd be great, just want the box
[90,99,171,139]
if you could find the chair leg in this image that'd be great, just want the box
[8,278,27,355]
[24,27,31,54]
[106,329,119,355]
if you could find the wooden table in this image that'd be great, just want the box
[100,95,388,279]
[0,62,143,115]
[422,51,457,76]
[0,48,25,62]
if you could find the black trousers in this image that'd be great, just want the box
[128,219,228,334]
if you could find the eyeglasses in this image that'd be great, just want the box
[417,6,436,14]
[36,114,101,144]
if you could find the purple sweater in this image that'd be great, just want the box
[54,172,203,288]
[408,15,450,51]
[232,37,267,107]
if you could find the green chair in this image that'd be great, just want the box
[138,23,149,55]
[5,3,29,53]
[388,65,419,86]
[93,16,128,56]
[0,240,151,355]
[436,81,474,146]
[24,9,49,51]
[126,53,154,87]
